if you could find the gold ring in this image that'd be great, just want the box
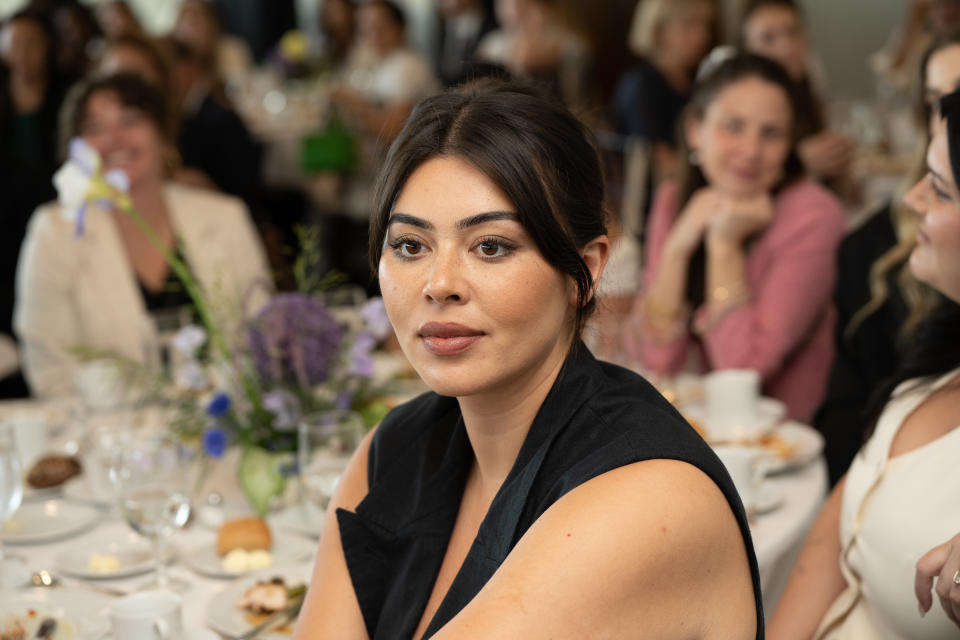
[954,569,960,586]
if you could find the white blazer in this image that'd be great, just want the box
[14,183,271,398]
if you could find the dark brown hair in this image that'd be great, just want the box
[369,79,608,334]
[60,72,173,158]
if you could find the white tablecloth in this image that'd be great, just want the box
[0,402,827,634]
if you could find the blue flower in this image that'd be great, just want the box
[203,426,228,458]
[335,389,354,410]
[278,458,300,477]
[206,392,231,417]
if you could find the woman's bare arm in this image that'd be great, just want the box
[767,476,848,640]
[431,459,757,640]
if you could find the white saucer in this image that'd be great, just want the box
[746,485,784,517]
[1,499,102,544]
[102,628,219,640]
[269,502,325,538]
[184,533,316,579]
[54,535,176,580]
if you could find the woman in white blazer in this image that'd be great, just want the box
[15,73,270,398]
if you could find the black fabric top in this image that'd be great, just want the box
[814,203,908,484]
[337,344,764,639]
[136,247,194,314]
[612,61,689,145]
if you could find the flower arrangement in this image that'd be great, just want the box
[54,139,394,515]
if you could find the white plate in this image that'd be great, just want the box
[1,500,102,544]
[54,535,176,580]
[0,587,112,639]
[205,565,312,639]
[269,502,325,538]
[684,397,787,440]
[761,421,825,473]
[61,475,113,507]
[184,533,316,579]
[102,628,219,640]
[747,485,784,517]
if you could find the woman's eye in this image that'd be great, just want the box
[388,236,424,258]
[474,237,517,259]
[722,119,743,133]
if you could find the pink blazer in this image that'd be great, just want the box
[624,179,847,421]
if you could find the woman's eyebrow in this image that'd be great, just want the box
[387,211,519,231]
[455,211,519,230]
[387,213,433,230]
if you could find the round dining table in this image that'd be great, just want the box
[0,398,826,636]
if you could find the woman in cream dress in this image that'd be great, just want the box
[15,73,269,398]
[767,89,960,638]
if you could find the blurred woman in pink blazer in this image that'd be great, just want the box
[623,52,845,421]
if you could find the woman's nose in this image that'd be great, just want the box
[422,249,466,304]
[903,177,930,216]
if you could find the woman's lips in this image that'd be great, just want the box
[418,323,484,356]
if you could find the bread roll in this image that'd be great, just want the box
[217,517,272,556]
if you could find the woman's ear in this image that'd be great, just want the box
[572,235,611,306]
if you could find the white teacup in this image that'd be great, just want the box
[705,369,760,440]
[110,591,183,640]
[713,445,772,512]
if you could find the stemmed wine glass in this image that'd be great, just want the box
[112,431,195,592]
[0,424,27,588]
[297,410,364,520]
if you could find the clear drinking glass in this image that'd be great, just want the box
[297,410,364,515]
[113,432,195,592]
[0,424,27,588]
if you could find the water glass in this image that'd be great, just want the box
[113,433,195,592]
[297,410,364,513]
[0,424,26,588]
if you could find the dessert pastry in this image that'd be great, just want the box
[216,516,272,556]
[26,455,81,489]
[236,577,307,615]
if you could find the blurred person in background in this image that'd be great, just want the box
[768,86,960,640]
[319,0,357,71]
[814,32,960,485]
[873,0,960,94]
[172,0,252,85]
[98,32,172,97]
[475,0,589,107]
[51,0,101,83]
[431,0,497,86]
[332,0,439,145]
[167,35,262,212]
[14,73,269,398]
[623,53,845,421]
[95,0,142,38]
[0,10,69,398]
[739,0,855,196]
[612,0,716,187]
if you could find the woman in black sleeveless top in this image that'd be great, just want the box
[293,79,764,639]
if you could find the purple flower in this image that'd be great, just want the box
[335,389,354,410]
[262,389,302,431]
[206,392,231,417]
[248,293,344,388]
[203,426,228,458]
[362,297,391,340]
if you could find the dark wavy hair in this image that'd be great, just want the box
[863,89,960,434]
[368,79,608,336]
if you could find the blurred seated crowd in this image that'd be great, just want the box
[2,0,960,634]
